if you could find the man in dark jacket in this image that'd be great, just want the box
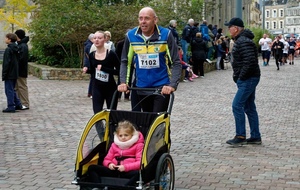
[83,33,94,98]
[168,20,179,46]
[2,33,23,113]
[191,32,208,77]
[181,18,194,63]
[224,18,262,146]
[15,29,30,110]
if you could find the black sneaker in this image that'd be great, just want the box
[16,105,29,110]
[246,137,262,145]
[2,108,15,113]
[226,136,246,145]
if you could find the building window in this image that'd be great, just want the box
[279,21,283,28]
[266,22,270,29]
[273,21,276,29]
[279,9,284,17]
[266,10,270,18]
[273,9,277,18]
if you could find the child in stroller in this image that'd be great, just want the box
[87,120,144,189]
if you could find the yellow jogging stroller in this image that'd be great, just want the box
[72,88,175,190]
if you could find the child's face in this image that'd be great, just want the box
[5,37,11,44]
[117,129,133,142]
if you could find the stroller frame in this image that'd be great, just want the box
[72,89,175,190]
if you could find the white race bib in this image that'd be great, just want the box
[290,46,294,49]
[95,69,109,82]
[137,53,160,69]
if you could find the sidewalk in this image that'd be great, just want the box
[0,58,299,189]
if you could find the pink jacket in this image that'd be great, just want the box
[103,132,144,172]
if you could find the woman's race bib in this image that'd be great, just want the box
[95,69,109,82]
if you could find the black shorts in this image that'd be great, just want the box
[288,50,295,56]
[261,50,270,59]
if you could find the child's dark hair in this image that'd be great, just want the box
[116,120,136,135]
[6,33,17,42]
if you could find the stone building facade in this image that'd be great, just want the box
[285,0,300,35]
[263,0,300,36]
[203,0,261,35]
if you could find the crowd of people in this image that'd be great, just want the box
[259,33,299,70]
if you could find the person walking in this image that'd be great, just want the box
[118,6,181,112]
[15,29,30,110]
[224,18,261,146]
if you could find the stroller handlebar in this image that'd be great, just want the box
[111,87,174,114]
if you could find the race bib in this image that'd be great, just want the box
[95,69,109,82]
[137,53,160,69]
[290,46,294,49]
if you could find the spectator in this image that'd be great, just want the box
[207,24,216,61]
[191,22,200,42]
[118,7,181,112]
[15,29,30,110]
[178,46,197,82]
[219,36,227,70]
[215,39,225,70]
[104,31,116,51]
[191,32,207,78]
[212,24,218,37]
[199,20,210,42]
[215,28,223,40]
[224,17,261,146]
[168,20,180,46]
[83,33,94,98]
[2,33,23,113]
[181,18,194,62]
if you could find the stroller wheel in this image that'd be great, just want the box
[155,153,175,190]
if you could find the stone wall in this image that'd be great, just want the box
[28,62,90,80]
[28,61,217,80]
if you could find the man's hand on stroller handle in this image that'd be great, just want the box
[118,84,174,95]
[161,86,175,95]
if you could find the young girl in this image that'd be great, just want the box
[178,46,198,82]
[216,39,225,70]
[82,31,120,114]
[87,120,144,185]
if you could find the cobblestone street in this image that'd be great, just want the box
[1,58,299,190]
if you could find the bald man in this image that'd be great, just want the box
[118,7,181,112]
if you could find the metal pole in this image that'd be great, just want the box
[235,0,242,18]
[262,0,265,33]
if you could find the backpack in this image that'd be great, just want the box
[201,25,210,41]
